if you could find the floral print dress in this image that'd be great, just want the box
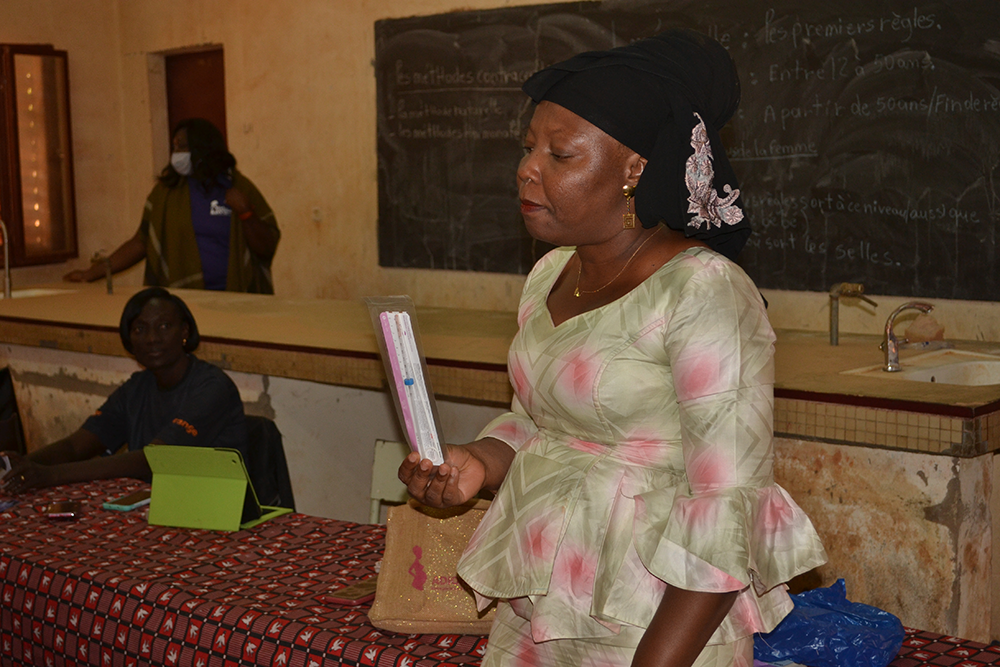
[456,245,827,652]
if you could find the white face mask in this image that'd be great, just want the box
[170,151,192,176]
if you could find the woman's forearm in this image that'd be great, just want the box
[28,428,105,465]
[9,430,147,492]
[106,234,148,273]
[241,216,280,259]
[463,437,516,492]
[226,186,279,260]
[631,585,738,667]
[27,438,81,465]
[42,449,151,486]
[65,233,146,283]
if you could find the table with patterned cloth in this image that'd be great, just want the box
[0,479,485,667]
[1,479,997,667]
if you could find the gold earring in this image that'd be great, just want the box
[622,185,636,229]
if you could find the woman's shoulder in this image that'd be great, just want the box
[183,357,240,394]
[146,179,173,198]
[145,178,188,206]
[118,368,156,390]
[231,169,262,192]
[633,247,767,320]
[661,248,770,330]
[656,246,757,290]
[188,356,234,378]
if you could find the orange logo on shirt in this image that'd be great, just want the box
[172,418,198,437]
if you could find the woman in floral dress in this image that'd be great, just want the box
[400,28,826,667]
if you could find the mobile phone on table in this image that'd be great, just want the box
[41,501,81,520]
[102,489,151,512]
[320,577,378,606]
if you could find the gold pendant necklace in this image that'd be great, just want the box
[574,226,661,297]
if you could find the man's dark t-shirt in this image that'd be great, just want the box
[83,356,247,460]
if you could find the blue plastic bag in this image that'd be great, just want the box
[754,579,905,667]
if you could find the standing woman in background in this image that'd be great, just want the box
[401,29,827,667]
[65,118,280,293]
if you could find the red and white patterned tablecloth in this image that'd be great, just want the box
[2,479,998,667]
[0,479,485,667]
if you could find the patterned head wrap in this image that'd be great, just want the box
[522,28,750,261]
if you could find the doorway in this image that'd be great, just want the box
[165,48,227,143]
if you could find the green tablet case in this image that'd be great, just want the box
[145,445,292,532]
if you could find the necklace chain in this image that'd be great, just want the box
[574,226,662,297]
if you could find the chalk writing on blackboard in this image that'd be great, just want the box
[375,1,1000,300]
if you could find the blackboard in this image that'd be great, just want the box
[375,1,1000,300]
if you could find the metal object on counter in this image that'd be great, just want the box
[829,283,877,346]
[92,251,112,294]
[883,302,934,372]
[0,218,10,299]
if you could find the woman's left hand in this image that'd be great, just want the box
[399,446,486,508]
[226,187,280,259]
[225,187,252,217]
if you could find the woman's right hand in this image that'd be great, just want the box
[399,444,487,509]
[63,268,95,283]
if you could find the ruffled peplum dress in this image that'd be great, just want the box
[456,246,827,647]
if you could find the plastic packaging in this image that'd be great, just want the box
[365,296,445,465]
[754,579,905,667]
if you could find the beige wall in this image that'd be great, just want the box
[0,0,531,311]
[775,436,994,641]
[1,0,997,340]
[0,0,132,288]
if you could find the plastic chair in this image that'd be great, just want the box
[369,439,411,523]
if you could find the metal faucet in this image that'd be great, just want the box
[0,218,10,299]
[883,302,934,372]
[92,252,112,294]
[829,283,877,345]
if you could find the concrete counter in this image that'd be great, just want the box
[0,283,517,406]
[2,285,1000,641]
[5,284,1000,405]
[3,285,1000,455]
[774,329,1000,411]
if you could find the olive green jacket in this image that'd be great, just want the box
[138,170,278,294]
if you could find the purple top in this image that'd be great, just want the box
[188,175,232,290]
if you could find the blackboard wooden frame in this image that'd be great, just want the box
[375,1,1000,300]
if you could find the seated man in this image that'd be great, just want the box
[1,287,246,493]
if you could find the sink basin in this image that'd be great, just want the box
[0,288,76,299]
[842,349,1000,387]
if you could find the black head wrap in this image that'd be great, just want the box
[522,28,750,261]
